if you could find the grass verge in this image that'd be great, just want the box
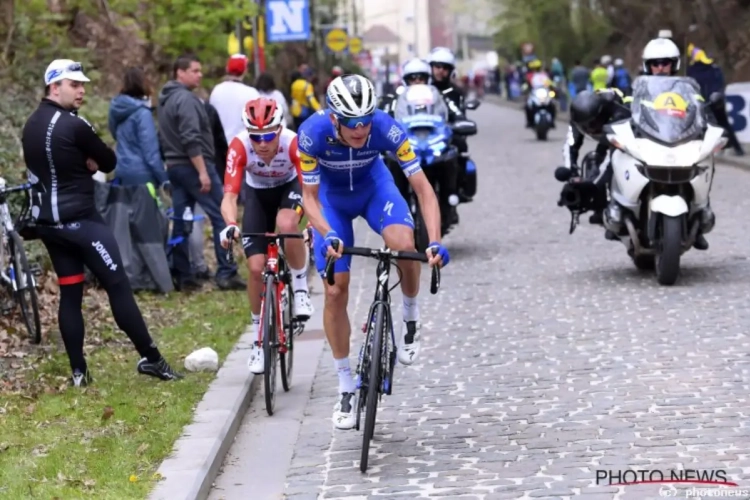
[0,287,248,499]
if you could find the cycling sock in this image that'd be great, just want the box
[251,313,260,339]
[106,280,162,363]
[334,357,356,393]
[402,294,419,322]
[59,282,87,373]
[289,266,308,293]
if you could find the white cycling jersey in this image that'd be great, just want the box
[224,128,300,193]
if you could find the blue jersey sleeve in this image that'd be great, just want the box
[296,117,321,185]
[378,113,422,177]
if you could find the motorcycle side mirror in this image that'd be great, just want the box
[451,120,477,136]
[465,100,481,110]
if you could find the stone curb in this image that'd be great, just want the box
[148,326,260,500]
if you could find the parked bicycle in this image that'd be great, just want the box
[325,243,440,472]
[0,178,41,344]
[226,230,308,416]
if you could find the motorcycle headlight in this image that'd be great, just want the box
[534,88,548,99]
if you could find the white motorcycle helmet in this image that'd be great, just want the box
[642,37,680,74]
[402,58,431,85]
[428,47,457,79]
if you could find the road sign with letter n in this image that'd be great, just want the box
[266,0,311,42]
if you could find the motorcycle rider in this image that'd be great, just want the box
[383,58,460,226]
[380,58,432,116]
[640,37,715,249]
[523,59,557,128]
[558,38,715,250]
[428,47,477,203]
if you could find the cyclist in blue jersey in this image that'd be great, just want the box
[297,74,450,430]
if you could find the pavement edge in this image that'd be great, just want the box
[148,326,260,500]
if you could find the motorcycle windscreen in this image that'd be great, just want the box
[630,76,706,144]
[394,84,449,124]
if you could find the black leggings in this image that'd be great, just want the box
[36,215,160,372]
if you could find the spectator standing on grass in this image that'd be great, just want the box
[255,72,293,128]
[23,59,182,385]
[209,54,259,144]
[157,53,246,292]
[569,60,590,97]
[108,67,168,190]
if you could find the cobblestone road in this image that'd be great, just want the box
[282,102,750,500]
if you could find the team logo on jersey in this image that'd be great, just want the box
[396,140,416,163]
[386,124,403,144]
[299,130,313,150]
[299,152,317,172]
[325,136,338,145]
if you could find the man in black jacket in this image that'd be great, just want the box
[157,54,245,291]
[23,59,182,386]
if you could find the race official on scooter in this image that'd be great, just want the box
[427,47,477,203]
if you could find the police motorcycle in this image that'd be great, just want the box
[603,76,726,286]
[527,73,557,141]
[385,84,476,252]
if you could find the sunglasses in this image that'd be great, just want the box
[248,130,280,142]
[336,113,374,129]
[649,59,673,68]
[432,63,452,71]
[405,75,428,84]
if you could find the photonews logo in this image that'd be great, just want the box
[593,468,750,497]
[596,469,731,486]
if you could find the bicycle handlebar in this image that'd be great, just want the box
[325,241,441,295]
[224,228,305,264]
[0,183,32,195]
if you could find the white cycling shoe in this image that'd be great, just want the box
[332,392,358,430]
[398,320,421,366]
[293,290,314,320]
[247,344,264,374]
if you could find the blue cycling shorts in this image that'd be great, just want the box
[313,179,414,276]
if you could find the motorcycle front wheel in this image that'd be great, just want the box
[655,215,684,286]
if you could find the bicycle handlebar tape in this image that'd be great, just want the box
[430,248,440,295]
[325,240,339,286]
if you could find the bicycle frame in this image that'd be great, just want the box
[258,239,289,355]
[357,257,397,395]
[0,181,33,289]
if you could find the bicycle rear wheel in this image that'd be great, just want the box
[9,231,41,344]
[263,276,278,416]
[360,302,386,473]
[280,282,294,392]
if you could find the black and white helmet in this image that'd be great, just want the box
[326,74,376,118]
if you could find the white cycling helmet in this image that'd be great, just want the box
[428,47,456,68]
[402,58,431,84]
[642,37,680,74]
[326,74,376,118]
[614,58,624,67]
[601,55,612,65]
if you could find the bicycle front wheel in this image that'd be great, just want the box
[280,283,294,392]
[263,276,278,416]
[9,231,41,344]
[361,302,387,473]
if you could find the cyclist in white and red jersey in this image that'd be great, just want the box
[219,97,313,374]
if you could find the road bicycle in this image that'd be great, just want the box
[0,179,41,344]
[227,230,307,416]
[325,243,440,472]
